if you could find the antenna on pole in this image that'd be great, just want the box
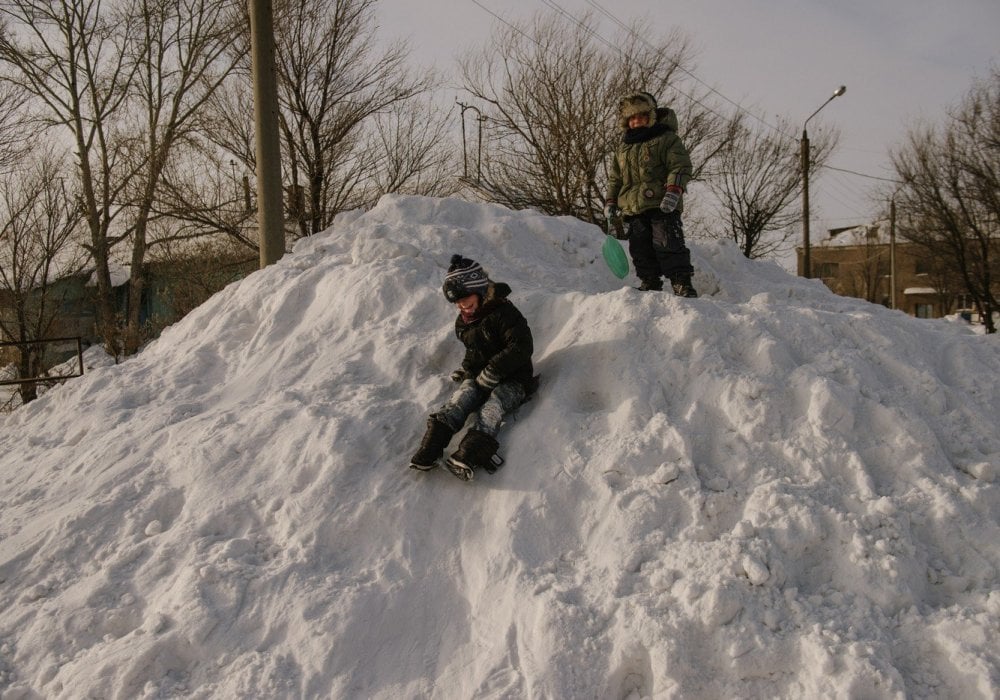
[457,101,485,184]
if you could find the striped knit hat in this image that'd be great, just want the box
[443,254,489,302]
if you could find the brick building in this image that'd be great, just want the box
[796,222,976,319]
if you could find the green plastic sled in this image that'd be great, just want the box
[602,235,629,279]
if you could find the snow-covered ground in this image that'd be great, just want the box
[1,195,998,698]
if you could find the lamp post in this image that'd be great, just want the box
[801,85,846,278]
[457,102,485,183]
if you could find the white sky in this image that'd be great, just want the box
[377,0,1000,235]
[1,195,998,697]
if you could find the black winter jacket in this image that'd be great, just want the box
[455,282,535,394]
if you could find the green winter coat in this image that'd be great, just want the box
[606,107,692,216]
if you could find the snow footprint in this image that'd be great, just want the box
[608,643,653,699]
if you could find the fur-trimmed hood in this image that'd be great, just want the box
[618,91,680,133]
[475,281,512,316]
[652,106,679,132]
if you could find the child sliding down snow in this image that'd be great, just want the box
[409,255,537,481]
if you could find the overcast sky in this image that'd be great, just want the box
[377,0,999,237]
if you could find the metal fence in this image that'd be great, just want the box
[0,336,85,387]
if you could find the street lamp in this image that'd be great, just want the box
[457,101,485,183]
[801,85,846,278]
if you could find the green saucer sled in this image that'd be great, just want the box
[602,235,629,279]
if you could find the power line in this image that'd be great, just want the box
[469,0,732,125]
[815,183,869,221]
[821,164,902,184]
[576,0,895,185]
[468,0,539,47]
[583,0,786,137]
[466,0,899,194]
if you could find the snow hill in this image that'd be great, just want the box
[1,195,999,699]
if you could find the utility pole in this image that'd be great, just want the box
[800,133,811,277]
[889,196,897,310]
[250,0,285,267]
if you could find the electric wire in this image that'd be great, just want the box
[465,0,904,222]
[557,0,896,185]
[583,0,787,137]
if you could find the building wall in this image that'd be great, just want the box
[2,254,255,369]
[797,240,954,319]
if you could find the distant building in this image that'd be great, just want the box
[1,249,256,368]
[796,222,977,320]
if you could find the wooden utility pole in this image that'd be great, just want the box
[889,196,897,310]
[801,130,811,278]
[249,0,285,267]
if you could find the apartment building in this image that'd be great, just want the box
[796,222,973,319]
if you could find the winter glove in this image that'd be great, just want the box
[475,367,501,393]
[659,185,683,214]
[612,220,629,240]
[450,369,467,383]
[603,202,621,221]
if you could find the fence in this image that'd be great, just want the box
[0,336,85,387]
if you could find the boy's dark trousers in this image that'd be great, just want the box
[625,210,694,287]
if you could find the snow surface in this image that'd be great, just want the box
[1,195,999,699]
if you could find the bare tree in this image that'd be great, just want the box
[153,81,259,249]
[458,10,725,223]
[702,113,838,259]
[843,229,890,304]
[0,0,136,354]
[1,0,242,355]
[364,98,459,200]
[0,81,30,170]
[891,68,1000,333]
[199,81,257,173]
[275,0,437,234]
[116,0,242,353]
[0,154,85,404]
[199,0,437,241]
[153,145,259,251]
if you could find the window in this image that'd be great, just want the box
[818,262,839,278]
[914,258,933,275]
[915,304,934,319]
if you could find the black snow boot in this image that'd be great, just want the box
[637,278,663,291]
[670,276,698,298]
[409,417,455,470]
[445,429,500,481]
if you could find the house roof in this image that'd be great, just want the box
[816,221,893,248]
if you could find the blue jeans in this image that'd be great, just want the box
[432,379,526,437]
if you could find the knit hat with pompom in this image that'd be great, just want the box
[443,254,490,302]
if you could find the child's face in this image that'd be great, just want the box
[628,113,650,129]
[455,294,480,315]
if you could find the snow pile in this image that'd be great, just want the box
[1,195,998,698]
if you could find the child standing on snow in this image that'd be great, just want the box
[604,90,698,297]
[409,255,537,481]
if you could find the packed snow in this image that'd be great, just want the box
[1,195,998,699]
